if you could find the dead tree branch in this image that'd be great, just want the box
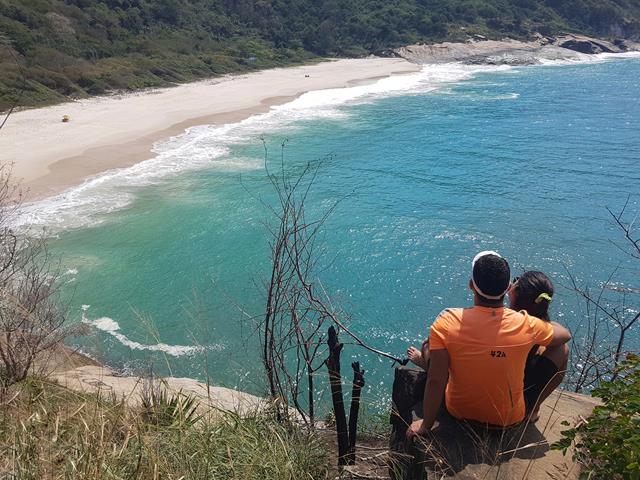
[566,199,639,391]
[0,166,71,387]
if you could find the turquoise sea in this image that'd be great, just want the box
[25,54,640,407]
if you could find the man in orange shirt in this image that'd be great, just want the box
[406,251,571,436]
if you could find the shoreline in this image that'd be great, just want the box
[4,36,639,203]
[21,93,299,199]
[0,58,420,201]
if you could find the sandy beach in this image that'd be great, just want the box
[0,58,419,200]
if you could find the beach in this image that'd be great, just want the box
[0,58,419,200]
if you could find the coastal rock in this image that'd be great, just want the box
[615,38,640,51]
[555,34,619,54]
[559,39,611,54]
[394,35,639,66]
[613,39,629,50]
[432,391,599,479]
[464,52,541,65]
[393,39,582,66]
[394,39,542,64]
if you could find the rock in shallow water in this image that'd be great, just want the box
[463,51,542,66]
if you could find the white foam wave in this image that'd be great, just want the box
[596,50,640,60]
[538,49,640,66]
[82,314,217,357]
[537,52,595,66]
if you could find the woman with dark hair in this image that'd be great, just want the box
[508,271,570,420]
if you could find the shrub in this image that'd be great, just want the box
[552,354,640,479]
[139,381,200,427]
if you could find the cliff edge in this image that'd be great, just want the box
[382,367,599,479]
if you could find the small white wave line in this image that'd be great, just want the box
[82,315,219,357]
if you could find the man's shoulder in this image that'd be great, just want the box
[429,308,463,345]
[503,307,528,319]
[436,307,464,321]
[431,308,464,331]
[502,308,551,335]
[503,307,540,324]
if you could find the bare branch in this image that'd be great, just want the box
[563,199,639,391]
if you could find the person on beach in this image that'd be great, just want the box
[405,251,571,438]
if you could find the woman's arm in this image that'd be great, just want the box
[548,321,572,346]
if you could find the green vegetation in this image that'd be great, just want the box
[0,377,330,479]
[1,0,640,109]
[553,354,640,479]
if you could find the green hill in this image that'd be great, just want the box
[1,0,640,109]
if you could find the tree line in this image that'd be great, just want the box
[1,0,640,108]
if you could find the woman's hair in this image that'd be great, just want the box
[510,271,554,321]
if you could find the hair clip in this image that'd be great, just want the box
[534,293,553,304]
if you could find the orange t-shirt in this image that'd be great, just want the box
[429,306,554,427]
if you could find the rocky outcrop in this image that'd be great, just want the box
[559,38,611,54]
[394,39,543,65]
[555,34,619,54]
[41,344,270,416]
[464,52,542,65]
[394,34,640,66]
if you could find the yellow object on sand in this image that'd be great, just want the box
[62,115,70,122]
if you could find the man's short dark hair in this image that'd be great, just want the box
[472,254,510,299]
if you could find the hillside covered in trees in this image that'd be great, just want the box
[1,0,640,109]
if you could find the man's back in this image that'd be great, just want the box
[430,306,553,427]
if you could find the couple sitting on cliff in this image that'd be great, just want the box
[406,251,571,438]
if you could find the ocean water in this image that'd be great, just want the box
[28,54,640,407]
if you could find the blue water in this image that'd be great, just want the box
[42,56,640,408]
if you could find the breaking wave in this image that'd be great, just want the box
[82,312,220,357]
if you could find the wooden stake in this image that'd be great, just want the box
[327,325,349,466]
[347,361,365,465]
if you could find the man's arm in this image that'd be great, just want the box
[422,349,450,429]
[548,321,572,347]
[407,349,449,438]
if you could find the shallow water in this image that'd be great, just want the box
[37,55,640,408]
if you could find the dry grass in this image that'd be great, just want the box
[0,377,330,479]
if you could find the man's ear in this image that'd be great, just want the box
[468,279,478,302]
